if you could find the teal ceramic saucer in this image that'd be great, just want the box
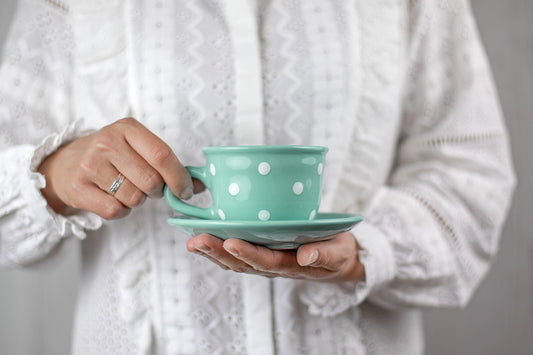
[167,213,363,249]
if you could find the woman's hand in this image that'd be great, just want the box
[186,232,365,283]
[38,117,195,219]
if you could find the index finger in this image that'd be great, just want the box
[116,118,193,199]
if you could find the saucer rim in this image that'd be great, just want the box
[167,212,363,229]
[167,212,364,249]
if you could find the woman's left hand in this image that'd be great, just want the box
[186,232,365,283]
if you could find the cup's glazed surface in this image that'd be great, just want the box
[165,145,328,221]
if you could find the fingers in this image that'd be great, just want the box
[39,117,196,220]
[107,145,165,199]
[223,239,297,272]
[223,238,329,279]
[186,232,365,283]
[114,118,193,199]
[187,235,330,279]
[187,234,277,277]
[192,178,206,194]
[187,234,249,272]
[68,182,131,220]
[86,161,147,209]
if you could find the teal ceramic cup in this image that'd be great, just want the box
[164,145,328,221]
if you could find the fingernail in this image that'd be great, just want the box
[224,245,239,257]
[304,250,319,266]
[195,245,211,254]
[139,194,147,205]
[179,185,194,200]
[149,183,165,198]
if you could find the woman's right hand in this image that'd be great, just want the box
[38,117,194,219]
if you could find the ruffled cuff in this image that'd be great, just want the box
[298,222,396,317]
[1,120,102,266]
[28,119,103,239]
[351,222,396,302]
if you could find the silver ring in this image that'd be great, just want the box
[109,173,125,196]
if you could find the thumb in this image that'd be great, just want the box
[297,248,320,267]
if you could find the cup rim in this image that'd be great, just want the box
[203,145,328,154]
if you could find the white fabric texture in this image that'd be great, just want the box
[0,0,516,354]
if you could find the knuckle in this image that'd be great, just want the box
[253,262,272,273]
[92,133,118,154]
[142,171,164,192]
[262,255,286,272]
[150,144,173,166]
[69,179,86,195]
[102,203,124,220]
[116,117,138,126]
[68,195,82,210]
[79,156,99,177]
[126,190,146,207]
[317,254,331,267]
[320,253,343,270]
[65,181,87,206]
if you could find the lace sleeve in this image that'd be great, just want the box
[358,0,516,310]
[0,0,102,268]
[300,0,516,316]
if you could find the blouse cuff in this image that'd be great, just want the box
[351,221,396,302]
[298,222,396,317]
[29,119,102,239]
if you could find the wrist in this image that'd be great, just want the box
[38,152,68,214]
[342,245,366,283]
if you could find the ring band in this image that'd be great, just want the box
[109,173,125,196]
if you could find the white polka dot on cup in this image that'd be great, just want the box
[258,210,271,221]
[309,209,316,220]
[258,162,271,175]
[317,163,323,175]
[218,209,226,220]
[293,182,304,195]
[210,163,216,176]
[228,183,240,196]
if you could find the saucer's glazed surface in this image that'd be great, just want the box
[167,212,363,249]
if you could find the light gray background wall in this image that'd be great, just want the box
[0,1,531,354]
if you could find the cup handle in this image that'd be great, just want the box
[164,166,216,219]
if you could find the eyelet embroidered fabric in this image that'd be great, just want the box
[0,0,516,355]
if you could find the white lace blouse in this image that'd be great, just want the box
[0,0,516,354]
